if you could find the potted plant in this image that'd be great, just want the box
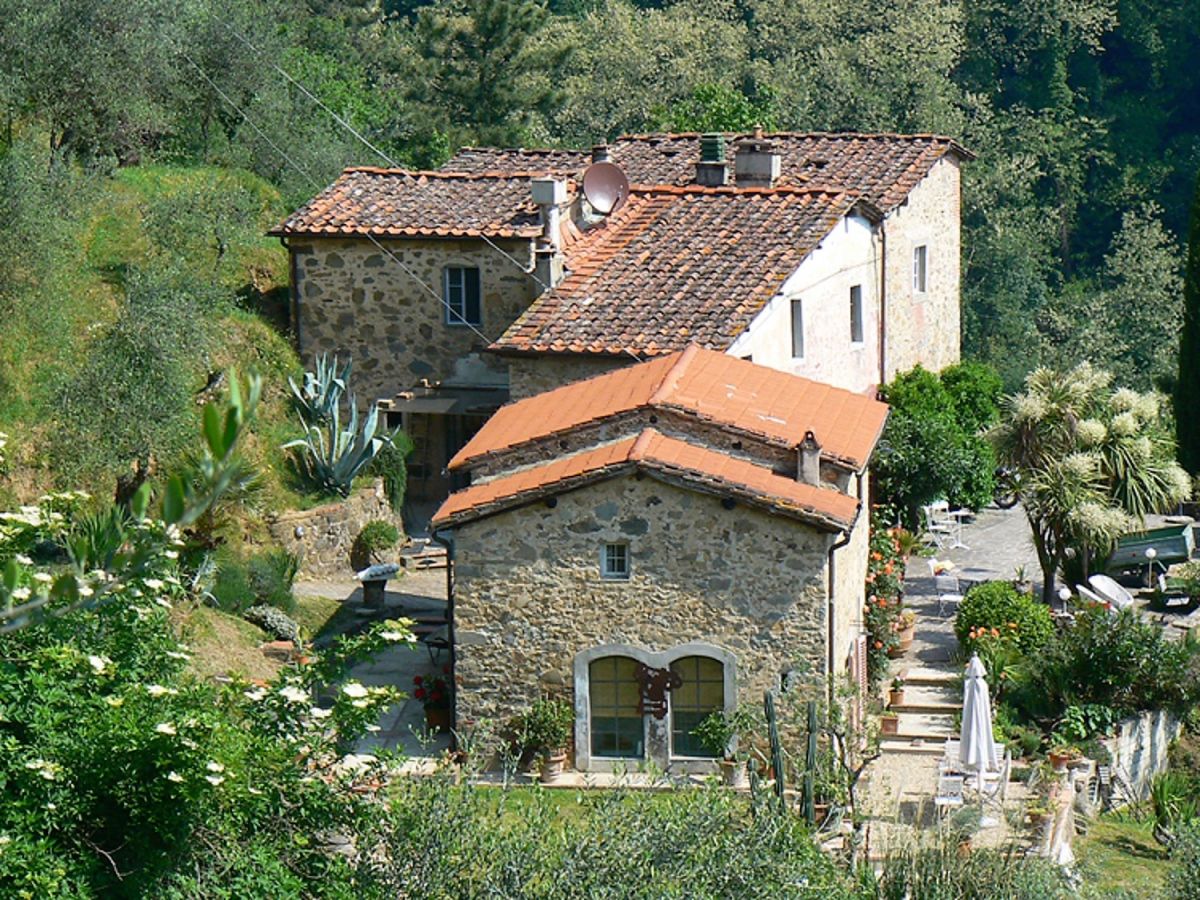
[888,675,906,708]
[523,697,574,784]
[880,711,899,735]
[1048,744,1081,771]
[692,707,755,787]
[895,609,917,647]
[413,668,452,733]
[947,805,983,855]
[1026,801,1053,829]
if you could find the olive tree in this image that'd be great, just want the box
[990,363,1191,603]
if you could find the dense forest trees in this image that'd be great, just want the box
[1,0,1198,474]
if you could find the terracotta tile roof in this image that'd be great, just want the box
[432,429,860,530]
[444,132,971,213]
[271,167,563,238]
[490,185,859,358]
[451,345,888,472]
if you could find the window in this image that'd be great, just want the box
[913,246,928,293]
[601,543,629,580]
[670,656,725,757]
[589,656,643,758]
[790,297,804,359]
[444,266,482,326]
[850,284,864,344]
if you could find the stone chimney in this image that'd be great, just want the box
[591,144,610,163]
[798,431,821,486]
[531,177,567,289]
[734,126,780,188]
[695,133,729,186]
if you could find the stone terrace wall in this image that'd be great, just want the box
[452,474,832,733]
[268,480,402,578]
[1105,709,1181,803]
[290,236,536,404]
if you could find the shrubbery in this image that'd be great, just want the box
[209,547,300,614]
[954,580,1054,655]
[874,364,1001,526]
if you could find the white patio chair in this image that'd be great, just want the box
[934,773,965,817]
[934,574,964,618]
[940,738,962,773]
[1088,574,1136,611]
[922,502,955,549]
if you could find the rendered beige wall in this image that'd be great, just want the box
[451,475,839,747]
[882,156,962,379]
[289,236,536,403]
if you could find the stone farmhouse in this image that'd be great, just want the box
[273,131,968,509]
[430,345,888,772]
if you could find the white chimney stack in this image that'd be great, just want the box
[735,127,781,188]
[531,177,567,289]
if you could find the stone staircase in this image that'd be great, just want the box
[880,667,961,757]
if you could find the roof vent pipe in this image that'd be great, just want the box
[798,430,822,486]
[735,126,780,188]
[591,144,610,163]
[695,133,728,186]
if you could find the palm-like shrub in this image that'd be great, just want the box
[990,363,1191,602]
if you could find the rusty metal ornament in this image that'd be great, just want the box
[634,663,682,719]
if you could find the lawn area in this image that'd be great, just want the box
[1076,811,1174,896]
[178,605,282,683]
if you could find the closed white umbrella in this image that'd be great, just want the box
[960,654,1000,822]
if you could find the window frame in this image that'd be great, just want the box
[790,297,804,359]
[849,284,864,345]
[913,245,928,294]
[443,265,482,327]
[600,542,630,580]
[669,655,726,759]
[588,655,645,760]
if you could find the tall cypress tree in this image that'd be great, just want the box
[1177,170,1200,473]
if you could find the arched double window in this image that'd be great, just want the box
[575,644,736,772]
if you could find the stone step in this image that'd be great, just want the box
[899,666,960,687]
[884,711,957,743]
[889,684,962,715]
[879,737,950,757]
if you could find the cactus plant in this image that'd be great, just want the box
[284,395,397,498]
[288,354,351,427]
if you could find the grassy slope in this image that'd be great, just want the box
[1076,811,1175,896]
[1,162,312,511]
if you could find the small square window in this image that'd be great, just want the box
[913,246,928,293]
[850,284,864,344]
[601,543,629,580]
[444,266,482,326]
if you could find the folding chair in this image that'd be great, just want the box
[935,574,964,618]
[933,773,965,818]
[922,502,954,549]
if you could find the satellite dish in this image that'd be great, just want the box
[582,162,629,215]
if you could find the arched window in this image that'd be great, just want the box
[588,656,643,759]
[669,655,725,757]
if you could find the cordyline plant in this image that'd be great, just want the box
[990,363,1191,603]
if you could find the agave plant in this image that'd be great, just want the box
[284,395,397,498]
[288,354,351,427]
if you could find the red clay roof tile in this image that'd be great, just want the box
[450,345,888,472]
[271,167,563,238]
[432,428,860,530]
[445,132,970,213]
[490,185,859,357]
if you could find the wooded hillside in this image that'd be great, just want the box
[1,0,1197,495]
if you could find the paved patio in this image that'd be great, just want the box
[295,569,453,758]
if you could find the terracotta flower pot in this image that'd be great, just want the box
[424,706,451,733]
[540,749,568,784]
[881,716,899,735]
[1048,750,1076,771]
[887,643,908,659]
[888,689,905,707]
[719,758,747,788]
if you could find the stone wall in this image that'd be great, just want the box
[1104,709,1181,803]
[289,236,537,404]
[451,474,837,769]
[268,480,401,578]
[882,156,962,380]
[831,476,869,673]
[506,354,631,400]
